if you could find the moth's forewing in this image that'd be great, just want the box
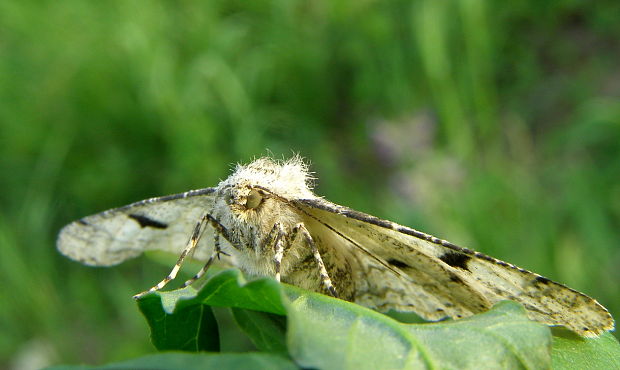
[295,199,490,320]
[295,198,614,338]
[57,188,216,266]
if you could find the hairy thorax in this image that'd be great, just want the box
[211,158,355,299]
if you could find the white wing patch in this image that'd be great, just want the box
[58,188,216,266]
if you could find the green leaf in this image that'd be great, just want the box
[47,352,297,370]
[231,308,288,354]
[150,269,289,315]
[136,269,291,352]
[286,295,551,370]
[551,329,620,369]
[198,269,289,314]
[137,293,219,352]
[136,269,620,369]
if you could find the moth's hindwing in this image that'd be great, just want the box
[57,188,216,266]
[295,198,615,338]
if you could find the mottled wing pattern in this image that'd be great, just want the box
[57,188,216,266]
[295,198,614,337]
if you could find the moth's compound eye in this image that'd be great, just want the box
[245,189,263,209]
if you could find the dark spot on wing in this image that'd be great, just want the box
[77,219,89,226]
[449,274,464,284]
[128,214,168,229]
[387,259,410,269]
[535,276,551,285]
[439,252,471,271]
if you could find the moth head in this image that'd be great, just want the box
[223,185,266,213]
[244,188,264,209]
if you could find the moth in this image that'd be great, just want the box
[57,156,614,337]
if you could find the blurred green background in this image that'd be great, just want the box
[2,0,619,367]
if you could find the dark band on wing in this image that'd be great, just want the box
[128,214,168,229]
[534,276,552,285]
[439,252,471,271]
[387,258,411,269]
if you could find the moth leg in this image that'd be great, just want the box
[263,223,286,282]
[181,215,240,287]
[133,213,210,299]
[204,214,241,250]
[291,223,338,298]
[182,233,230,288]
